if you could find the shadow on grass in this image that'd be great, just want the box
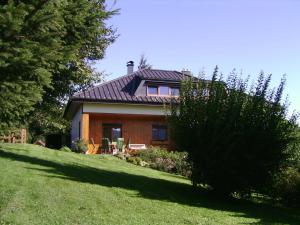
[0,148,299,225]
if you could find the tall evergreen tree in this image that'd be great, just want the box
[0,0,117,132]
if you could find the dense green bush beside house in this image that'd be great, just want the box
[169,67,299,199]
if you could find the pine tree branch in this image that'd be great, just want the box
[3,0,51,40]
[23,0,50,24]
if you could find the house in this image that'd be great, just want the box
[64,61,195,154]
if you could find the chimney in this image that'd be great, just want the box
[127,61,134,75]
[181,69,192,76]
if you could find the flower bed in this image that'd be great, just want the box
[116,147,191,177]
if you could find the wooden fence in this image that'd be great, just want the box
[0,129,27,144]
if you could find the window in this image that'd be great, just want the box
[171,87,180,96]
[152,125,168,141]
[148,86,158,95]
[103,124,122,142]
[147,85,179,97]
[159,86,169,95]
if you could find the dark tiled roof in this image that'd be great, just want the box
[137,69,188,81]
[72,69,194,105]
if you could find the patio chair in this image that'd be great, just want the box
[90,138,95,153]
[101,138,110,154]
[116,138,125,152]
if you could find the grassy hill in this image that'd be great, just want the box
[0,144,299,225]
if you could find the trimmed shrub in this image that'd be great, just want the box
[115,152,128,160]
[72,139,88,153]
[138,147,191,177]
[126,149,140,157]
[126,156,142,166]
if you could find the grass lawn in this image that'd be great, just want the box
[0,144,299,225]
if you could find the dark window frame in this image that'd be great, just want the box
[152,125,168,141]
[159,85,169,96]
[170,87,180,96]
[147,85,180,97]
[147,86,159,95]
[102,123,122,142]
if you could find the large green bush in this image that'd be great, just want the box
[169,67,298,196]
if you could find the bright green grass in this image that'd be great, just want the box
[0,144,299,225]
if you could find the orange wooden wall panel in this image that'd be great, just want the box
[81,113,89,142]
[88,113,169,147]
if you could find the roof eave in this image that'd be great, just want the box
[69,97,176,105]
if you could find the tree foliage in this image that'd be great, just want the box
[138,54,152,70]
[169,67,298,196]
[0,0,117,131]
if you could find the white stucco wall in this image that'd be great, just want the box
[82,102,168,116]
[71,105,82,145]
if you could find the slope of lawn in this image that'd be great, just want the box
[0,144,299,225]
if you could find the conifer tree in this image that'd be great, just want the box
[0,0,117,131]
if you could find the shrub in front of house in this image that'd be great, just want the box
[126,156,142,166]
[137,147,191,177]
[126,149,141,157]
[72,139,88,153]
[115,152,128,160]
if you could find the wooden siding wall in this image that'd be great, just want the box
[88,113,169,150]
[81,113,90,142]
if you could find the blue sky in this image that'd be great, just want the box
[96,0,300,117]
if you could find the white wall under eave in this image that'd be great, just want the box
[82,102,169,116]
